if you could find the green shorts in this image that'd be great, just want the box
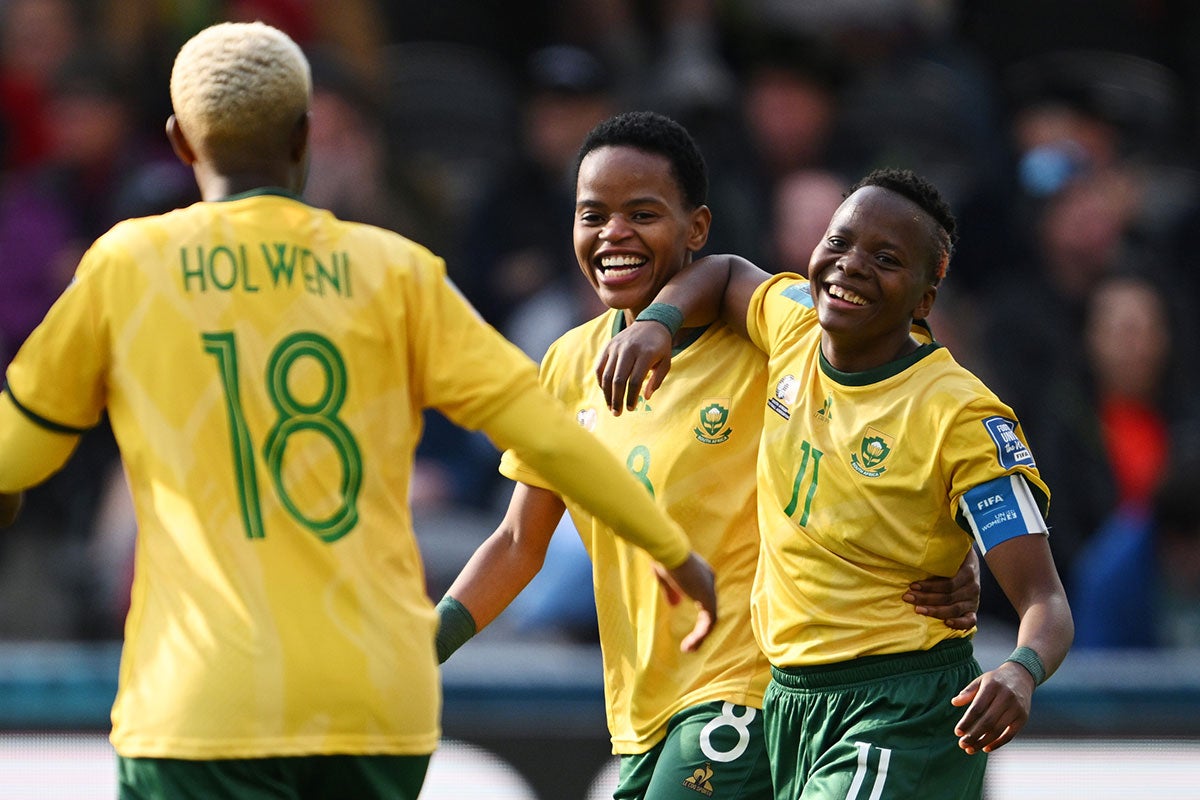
[117,753,430,800]
[763,639,985,800]
[615,700,773,799]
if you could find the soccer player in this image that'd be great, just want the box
[0,24,718,800]
[436,112,982,799]
[598,167,1074,798]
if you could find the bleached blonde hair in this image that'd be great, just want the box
[170,21,311,163]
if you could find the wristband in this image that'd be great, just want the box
[1004,645,1047,685]
[435,596,477,664]
[635,302,685,338]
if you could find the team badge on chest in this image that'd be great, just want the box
[851,426,894,477]
[694,399,732,444]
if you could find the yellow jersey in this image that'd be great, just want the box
[1,190,693,759]
[745,275,1049,667]
[501,310,770,753]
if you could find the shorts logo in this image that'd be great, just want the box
[983,416,1035,469]
[694,400,732,444]
[576,407,597,431]
[682,763,715,796]
[851,427,893,477]
[768,374,799,420]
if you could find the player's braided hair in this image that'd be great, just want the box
[849,168,957,284]
[574,110,709,209]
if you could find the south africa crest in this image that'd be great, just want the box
[694,400,732,444]
[851,427,894,477]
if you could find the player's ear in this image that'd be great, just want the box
[912,283,938,321]
[687,204,712,253]
[290,111,310,166]
[165,115,196,166]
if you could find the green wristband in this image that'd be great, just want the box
[435,596,477,664]
[635,302,685,338]
[1004,645,1047,685]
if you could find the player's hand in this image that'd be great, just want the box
[903,548,981,630]
[951,661,1034,754]
[658,552,717,652]
[0,492,22,527]
[596,321,674,415]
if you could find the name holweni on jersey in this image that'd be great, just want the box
[179,243,352,297]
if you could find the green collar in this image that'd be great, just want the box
[611,311,708,355]
[819,341,943,386]
[217,187,305,203]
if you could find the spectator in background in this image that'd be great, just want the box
[1072,457,1200,650]
[1027,273,1200,620]
[767,168,846,275]
[457,44,619,333]
[983,170,1117,627]
[304,50,434,242]
[700,30,845,267]
[0,0,80,172]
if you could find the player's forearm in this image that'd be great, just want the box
[1012,595,1074,683]
[648,254,733,328]
[651,254,768,338]
[445,528,547,632]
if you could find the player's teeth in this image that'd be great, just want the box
[601,255,645,268]
[828,285,867,305]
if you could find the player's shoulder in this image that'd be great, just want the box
[753,274,819,338]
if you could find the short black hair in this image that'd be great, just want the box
[574,110,708,209]
[848,168,957,283]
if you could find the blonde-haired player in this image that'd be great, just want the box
[0,22,716,799]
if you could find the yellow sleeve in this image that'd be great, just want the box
[479,389,690,568]
[403,261,691,568]
[0,392,81,492]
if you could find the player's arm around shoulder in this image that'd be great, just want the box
[597,254,768,413]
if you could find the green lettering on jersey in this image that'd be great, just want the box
[783,440,822,527]
[626,444,655,498]
[181,247,206,292]
[262,242,298,287]
[203,330,362,542]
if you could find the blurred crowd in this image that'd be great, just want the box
[1,0,1199,651]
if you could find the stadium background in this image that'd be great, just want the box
[2,0,1199,797]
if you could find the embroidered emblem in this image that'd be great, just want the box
[694,400,732,444]
[851,427,894,477]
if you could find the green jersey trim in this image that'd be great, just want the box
[818,342,943,386]
[218,187,306,203]
[2,382,91,434]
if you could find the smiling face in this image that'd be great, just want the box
[574,145,711,322]
[808,185,940,371]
